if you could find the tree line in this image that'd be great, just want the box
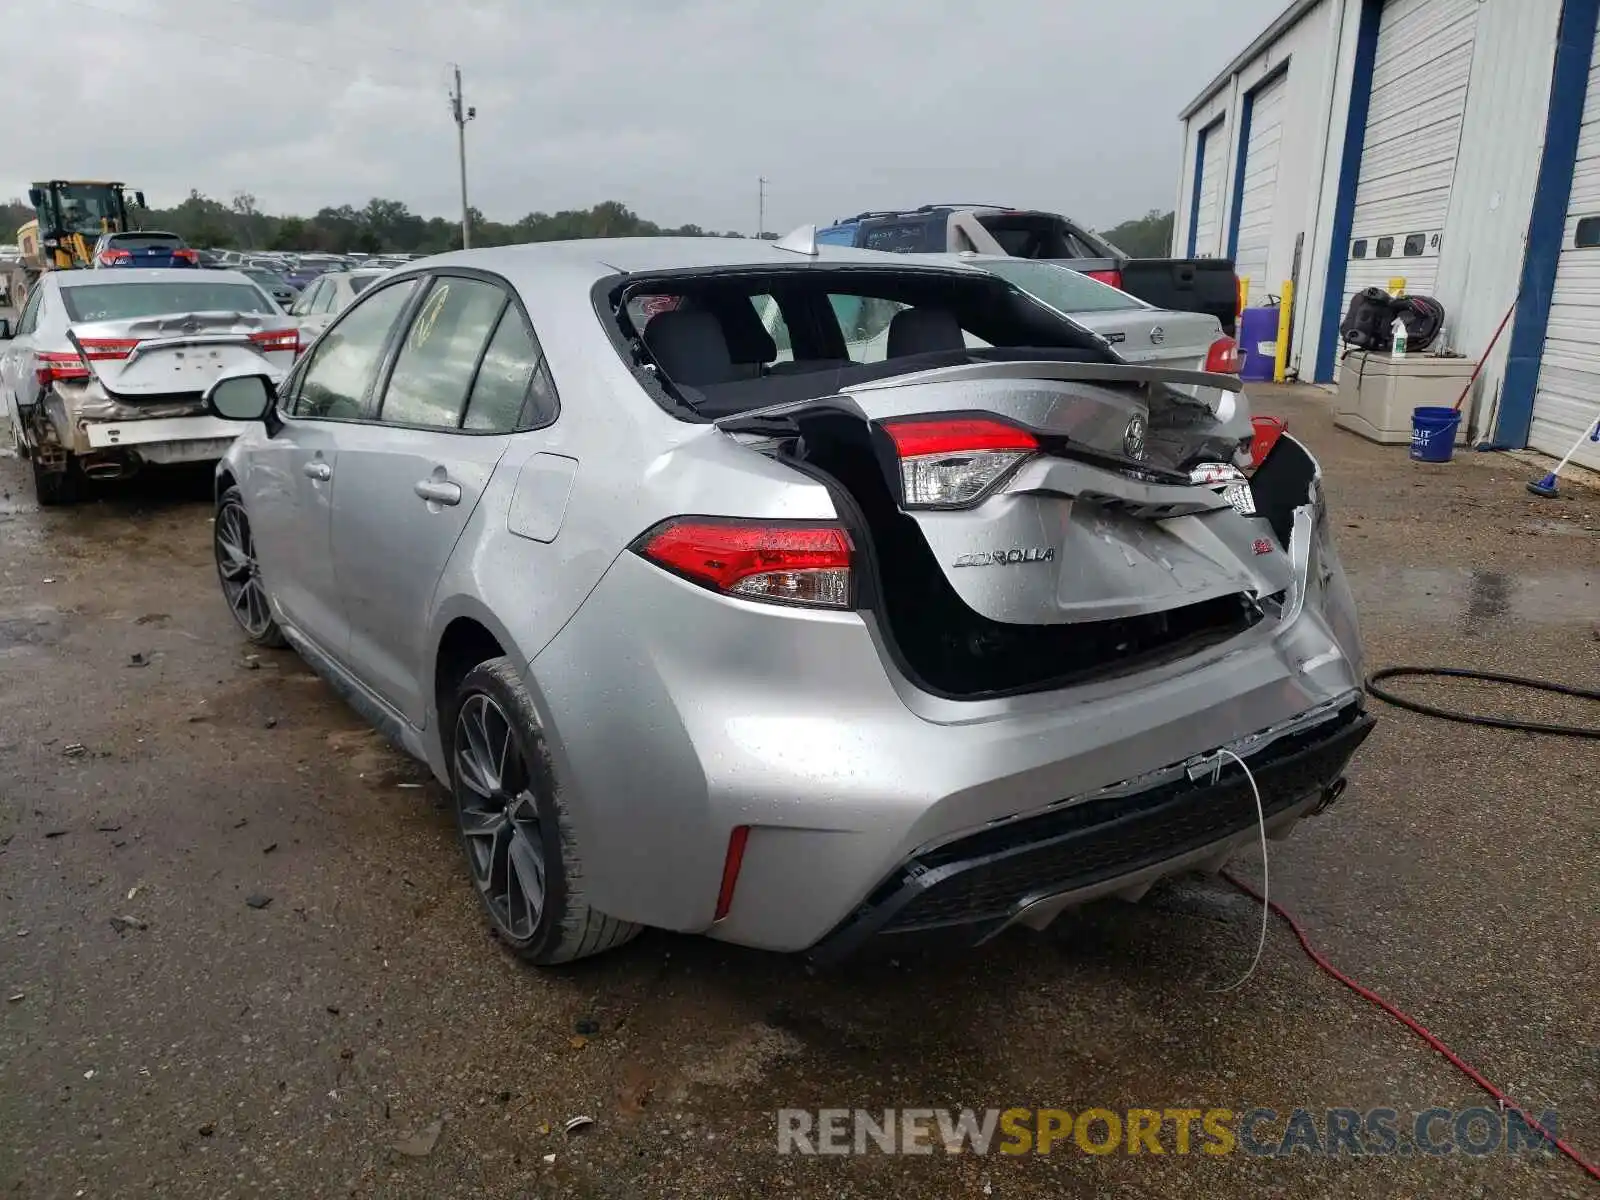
[2,188,1177,257]
[0,191,744,254]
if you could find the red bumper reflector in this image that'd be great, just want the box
[714,826,751,921]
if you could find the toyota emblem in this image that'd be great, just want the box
[1148,326,1165,345]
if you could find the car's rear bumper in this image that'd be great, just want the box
[527,519,1368,954]
[808,704,1373,962]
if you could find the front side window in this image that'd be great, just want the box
[379,276,507,429]
[292,278,419,420]
[828,294,910,362]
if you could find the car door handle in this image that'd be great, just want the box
[414,478,462,506]
[303,461,332,481]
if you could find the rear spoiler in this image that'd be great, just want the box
[840,359,1244,396]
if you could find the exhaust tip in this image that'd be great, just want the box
[1313,777,1348,815]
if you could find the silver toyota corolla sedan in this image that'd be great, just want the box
[201,234,1372,966]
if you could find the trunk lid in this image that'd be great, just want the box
[66,311,294,396]
[721,361,1281,629]
[1070,309,1219,372]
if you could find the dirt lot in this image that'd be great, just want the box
[0,384,1596,1199]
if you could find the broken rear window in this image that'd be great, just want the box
[604,265,1113,420]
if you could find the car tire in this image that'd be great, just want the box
[214,485,287,648]
[449,657,641,965]
[32,454,78,507]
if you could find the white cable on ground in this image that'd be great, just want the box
[1210,747,1269,993]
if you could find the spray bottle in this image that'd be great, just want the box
[1391,316,1408,358]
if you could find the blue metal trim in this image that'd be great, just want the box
[1227,61,1292,263]
[1315,0,1385,383]
[1494,0,1600,448]
[1187,117,1223,257]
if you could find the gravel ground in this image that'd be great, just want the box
[0,384,1595,1199]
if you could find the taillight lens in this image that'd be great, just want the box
[172,248,199,265]
[249,328,299,354]
[881,416,1039,508]
[35,352,89,384]
[1205,337,1244,374]
[79,337,139,360]
[97,249,132,265]
[634,518,854,609]
[1085,269,1123,290]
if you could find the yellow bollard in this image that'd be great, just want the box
[1273,280,1294,384]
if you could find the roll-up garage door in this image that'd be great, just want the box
[1336,0,1479,376]
[1189,120,1227,258]
[1232,71,1288,296]
[1530,11,1600,470]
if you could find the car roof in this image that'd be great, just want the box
[56,267,253,287]
[407,236,975,287]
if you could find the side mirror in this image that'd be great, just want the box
[0,318,12,341]
[205,372,276,421]
[28,188,43,207]
[135,192,147,208]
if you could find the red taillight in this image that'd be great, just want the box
[172,248,199,265]
[1084,269,1123,290]
[882,416,1038,457]
[97,249,131,265]
[713,826,750,921]
[78,337,139,360]
[635,518,854,609]
[880,416,1039,508]
[1205,337,1244,374]
[35,352,89,384]
[249,328,299,354]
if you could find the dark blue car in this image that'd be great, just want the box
[93,231,198,269]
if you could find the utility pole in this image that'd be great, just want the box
[758,176,768,240]
[449,64,476,249]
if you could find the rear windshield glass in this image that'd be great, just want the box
[859,219,942,254]
[606,265,1110,421]
[975,259,1144,314]
[61,282,276,323]
[108,233,183,250]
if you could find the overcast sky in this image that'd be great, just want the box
[13,0,1285,233]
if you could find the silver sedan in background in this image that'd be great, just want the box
[201,236,1371,967]
[288,268,391,341]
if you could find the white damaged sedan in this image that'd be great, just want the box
[0,268,299,504]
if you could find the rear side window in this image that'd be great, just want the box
[379,277,508,429]
[463,305,558,431]
[978,259,1143,314]
[60,281,273,322]
[293,278,419,419]
[350,274,379,296]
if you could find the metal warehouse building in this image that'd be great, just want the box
[1173,0,1600,468]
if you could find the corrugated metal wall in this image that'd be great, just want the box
[1432,0,1564,436]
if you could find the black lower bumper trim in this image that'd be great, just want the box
[811,705,1375,963]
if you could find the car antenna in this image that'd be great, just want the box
[771,224,819,257]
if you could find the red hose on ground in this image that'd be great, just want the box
[1221,871,1600,1182]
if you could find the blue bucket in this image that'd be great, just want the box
[1410,406,1460,462]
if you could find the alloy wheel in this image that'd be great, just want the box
[214,499,274,639]
[453,693,547,940]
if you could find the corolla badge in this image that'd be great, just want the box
[1123,413,1148,459]
[952,547,1056,568]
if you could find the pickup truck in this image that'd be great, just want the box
[816,205,1240,336]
